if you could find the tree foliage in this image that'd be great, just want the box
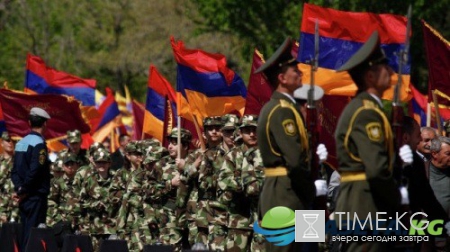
[0,0,244,101]
[0,0,447,101]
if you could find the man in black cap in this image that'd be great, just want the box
[256,37,315,252]
[334,31,412,251]
[11,107,52,250]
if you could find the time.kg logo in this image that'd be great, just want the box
[253,207,325,246]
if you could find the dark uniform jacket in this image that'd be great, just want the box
[403,152,448,222]
[11,131,51,196]
[257,91,315,216]
[335,92,400,219]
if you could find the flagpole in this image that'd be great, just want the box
[432,90,443,135]
[427,103,431,127]
[177,115,181,160]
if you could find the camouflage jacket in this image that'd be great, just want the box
[218,145,252,229]
[0,155,18,223]
[47,174,78,226]
[79,171,116,234]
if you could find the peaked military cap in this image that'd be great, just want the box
[1,131,10,141]
[51,157,64,172]
[254,37,298,75]
[240,114,258,128]
[293,84,324,101]
[89,142,105,156]
[143,146,169,165]
[125,141,143,154]
[67,130,81,143]
[63,152,78,164]
[30,107,51,119]
[167,127,192,143]
[92,148,111,162]
[221,114,239,130]
[336,31,388,73]
[203,116,222,127]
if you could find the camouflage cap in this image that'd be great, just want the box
[1,131,11,141]
[221,114,239,130]
[240,114,258,128]
[143,146,169,165]
[167,128,192,143]
[92,148,111,162]
[67,130,81,143]
[203,116,222,127]
[63,152,78,164]
[125,141,143,154]
[89,142,105,156]
[51,158,64,172]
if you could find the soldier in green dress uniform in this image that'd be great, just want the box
[334,31,401,251]
[255,37,315,252]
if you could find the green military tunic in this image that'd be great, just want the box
[334,92,400,251]
[257,91,315,215]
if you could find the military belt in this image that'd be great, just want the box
[264,167,288,177]
[340,171,366,182]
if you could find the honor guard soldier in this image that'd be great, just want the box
[334,31,413,251]
[255,38,315,252]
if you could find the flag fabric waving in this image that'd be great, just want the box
[25,54,97,106]
[244,49,273,115]
[0,89,90,140]
[298,3,411,101]
[422,20,450,119]
[171,36,247,126]
[143,65,177,142]
[131,100,145,141]
[90,88,121,142]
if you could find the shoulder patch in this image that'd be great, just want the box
[39,149,47,165]
[366,122,382,142]
[282,119,297,136]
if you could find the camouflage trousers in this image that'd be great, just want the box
[226,228,251,252]
[249,232,266,252]
[188,222,208,248]
[208,224,227,251]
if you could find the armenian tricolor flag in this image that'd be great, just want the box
[171,36,247,127]
[298,3,411,101]
[25,54,96,106]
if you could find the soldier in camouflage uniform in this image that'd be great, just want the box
[113,141,145,251]
[71,142,106,228]
[50,156,65,179]
[78,148,117,250]
[0,131,18,224]
[47,152,80,227]
[202,114,240,251]
[182,116,228,250]
[239,116,266,252]
[218,115,259,252]
[220,114,239,153]
[61,130,89,166]
[136,146,170,249]
[156,128,192,250]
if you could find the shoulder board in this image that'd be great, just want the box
[362,99,377,109]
